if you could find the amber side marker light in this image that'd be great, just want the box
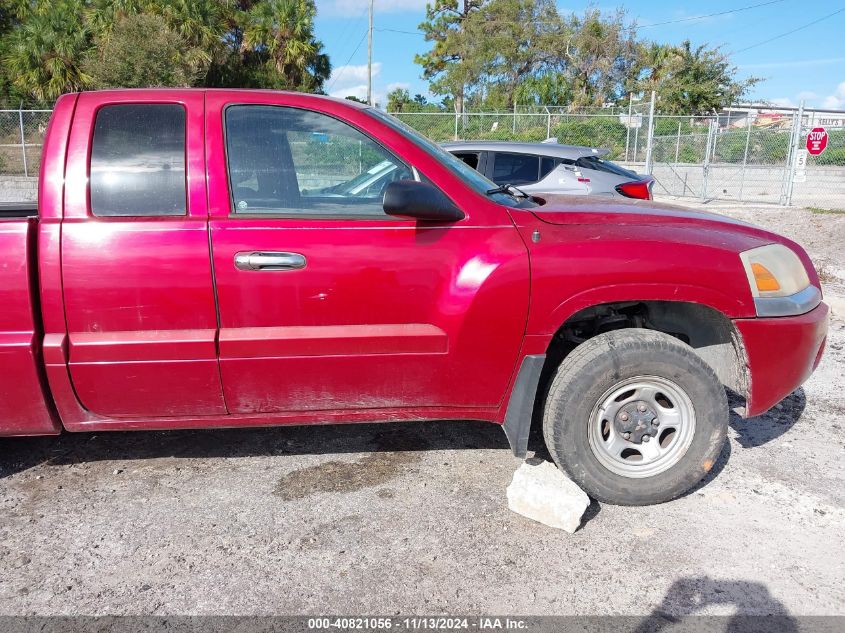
[751,262,781,292]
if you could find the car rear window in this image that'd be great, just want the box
[90,104,187,217]
[574,156,639,180]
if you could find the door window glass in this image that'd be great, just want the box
[491,152,540,185]
[225,105,413,216]
[452,152,480,170]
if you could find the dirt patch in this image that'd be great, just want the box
[274,430,428,500]
[274,451,420,500]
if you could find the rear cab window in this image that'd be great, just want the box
[90,104,187,217]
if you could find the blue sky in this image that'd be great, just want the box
[313,0,845,110]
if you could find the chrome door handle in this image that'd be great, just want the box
[234,251,306,271]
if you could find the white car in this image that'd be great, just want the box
[443,141,654,200]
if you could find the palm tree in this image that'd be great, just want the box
[639,42,679,86]
[157,0,230,71]
[3,0,92,101]
[241,0,328,90]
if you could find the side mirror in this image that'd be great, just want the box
[383,180,464,222]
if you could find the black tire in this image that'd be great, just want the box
[542,328,728,506]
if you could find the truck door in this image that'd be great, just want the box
[205,94,529,414]
[60,91,225,418]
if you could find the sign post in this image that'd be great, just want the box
[806,127,828,155]
[793,149,808,183]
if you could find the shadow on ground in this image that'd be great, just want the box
[1,387,808,485]
[729,388,806,449]
[633,576,797,632]
[0,419,511,480]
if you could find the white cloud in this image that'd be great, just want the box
[769,97,796,108]
[331,83,369,100]
[328,62,382,88]
[327,62,396,106]
[822,82,845,110]
[797,91,819,101]
[386,81,411,92]
[319,0,429,17]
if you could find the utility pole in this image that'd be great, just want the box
[367,0,374,106]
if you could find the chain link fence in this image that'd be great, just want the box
[1,105,843,211]
[0,109,52,177]
[392,106,845,211]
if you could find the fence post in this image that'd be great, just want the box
[545,106,551,140]
[625,92,633,162]
[674,121,681,163]
[633,125,639,161]
[644,91,656,175]
[18,108,28,178]
[784,100,805,207]
[454,110,459,140]
[712,112,720,159]
[702,119,715,201]
[737,117,752,201]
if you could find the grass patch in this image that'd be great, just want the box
[808,206,845,215]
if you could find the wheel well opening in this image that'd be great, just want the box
[531,301,748,432]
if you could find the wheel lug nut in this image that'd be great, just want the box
[642,435,650,442]
[620,413,629,421]
[623,432,630,440]
[652,419,659,426]
[637,404,647,412]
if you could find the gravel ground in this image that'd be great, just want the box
[1,200,843,618]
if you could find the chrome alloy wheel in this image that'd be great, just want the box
[588,375,696,478]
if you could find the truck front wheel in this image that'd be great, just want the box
[542,328,728,505]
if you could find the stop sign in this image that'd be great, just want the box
[806,127,828,155]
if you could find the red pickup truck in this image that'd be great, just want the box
[0,89,828,505]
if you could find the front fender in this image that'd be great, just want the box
[536,282,753,336]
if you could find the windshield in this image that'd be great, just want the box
[364,109,533,207]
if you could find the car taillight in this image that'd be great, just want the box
[615,179,652,200]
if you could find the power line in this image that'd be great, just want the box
[637,0,787,29]
[327,30,369,92]
[375,28,422,36]
[732,6,845,53]
[374,0,788,34]
[332,5,370,63]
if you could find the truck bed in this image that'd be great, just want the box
[0,201,38,218]
[0,216,61,435]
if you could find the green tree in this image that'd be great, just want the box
[387,88,412,112]
[83,12,198,88]
[0,1,27,104]
[646,41,759,114]
[464,0,565,108]
[415,0,483,114]
[561,7,638,108]
[0,0,333,102]
[239,0,330,91]
[2,0,92,102]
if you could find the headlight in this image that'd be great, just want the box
[739,244,819,317]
